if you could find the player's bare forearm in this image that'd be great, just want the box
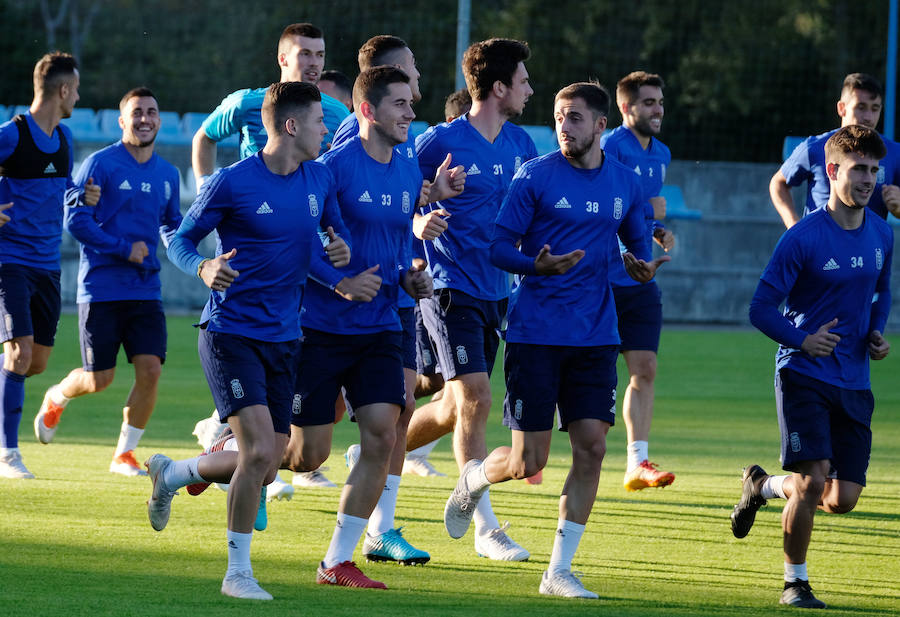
[192,130,217,184]
[769,172,798,228]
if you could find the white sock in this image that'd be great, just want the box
[548,518,586,573]
[626,440,648,472]
[49,384,70,406]
[114,422,144,457]
[368,474,401,536]
[226,529,253,576]
[466,461,491,492]
[784,561,808,582]
[1,446,20,457]
[163,456,203,489]
[409,438,439,458]
[473,490,501,533]
[323,512,367,568]
[762,475,788,499]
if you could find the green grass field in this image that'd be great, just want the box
[1,315,898,616]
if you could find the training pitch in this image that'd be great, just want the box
[1,315,898,616]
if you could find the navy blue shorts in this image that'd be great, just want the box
[292,328,405,427]
[399,307,417,371]
[503,342,618,432]
[0,263,61,346]
[78,300,167,371]
[613,282,662,353]
[419,288,506,379]
[775,368,873,486]
[415,303,440,375]
[198,329,299,435]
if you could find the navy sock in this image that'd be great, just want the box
[0,365,26,449]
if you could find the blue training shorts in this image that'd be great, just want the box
[0,263,61,346]
[419,288,505,379]
[503,342,618,432]
[292,328,405,427]
[78,300,167,371]
[613,282,662,353]
[775,367,873,486]
[198,328,299,435]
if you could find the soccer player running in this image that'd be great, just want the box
[770,73,900,227]
[192,21,350,492]
[409,38,538,561]
[443,82,668,598]
[600,71,676,491]
[0,52,100,479]
[33,88,182,476]
[735,125,891,609]
[282,66,432,589]
[144,82,350,600]
[331,36,464,499]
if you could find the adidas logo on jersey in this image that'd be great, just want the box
[467,163,481,175]
[44,162,57,174]
[359,190,373,203]
[554,197,572,209]
[119,179,132,190]
[823,258,840,271]
[256,201,273,214]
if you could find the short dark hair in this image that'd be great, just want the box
[462,38,530,101]
[444,88,472,121]
[556,82,611,118]
[118,87,157,112]
[261,81,321,135]
[33,51,77,96]
[840,72,883,100]
[615,71,665,107]
[319,70,352,97]
[278,23,323,56]
[353,65,410,110]
[824,124,887,163]
[358,35,408,71]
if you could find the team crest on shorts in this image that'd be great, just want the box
[613,197,623,219]
[514,399,523,420]
[230,379,245,399]
[422,348,432,367]
[308,194,319,217]
[85,347,95,366]
[402,191,411,213]
[876,248,883,270]
[790,431,801,453]
[292,394,302,415]
[609,388,617,415]
[456,345,468,365]
[4,314,13,333]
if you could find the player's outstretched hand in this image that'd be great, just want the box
[534,244,585,275]
[336,264,382,302]
[129,240,149,264]
[0,202,12,227]
[429,153,466,202]
[325,226,350,267]
[84,177,101,206]
[622,252,670,283]
[653,227,675,251]
[868,330,890,360]
[200,248,239,291]
[403,262,433,299]
[414,209,450,241]
[801,318,840,357]
[882,184,900,217]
